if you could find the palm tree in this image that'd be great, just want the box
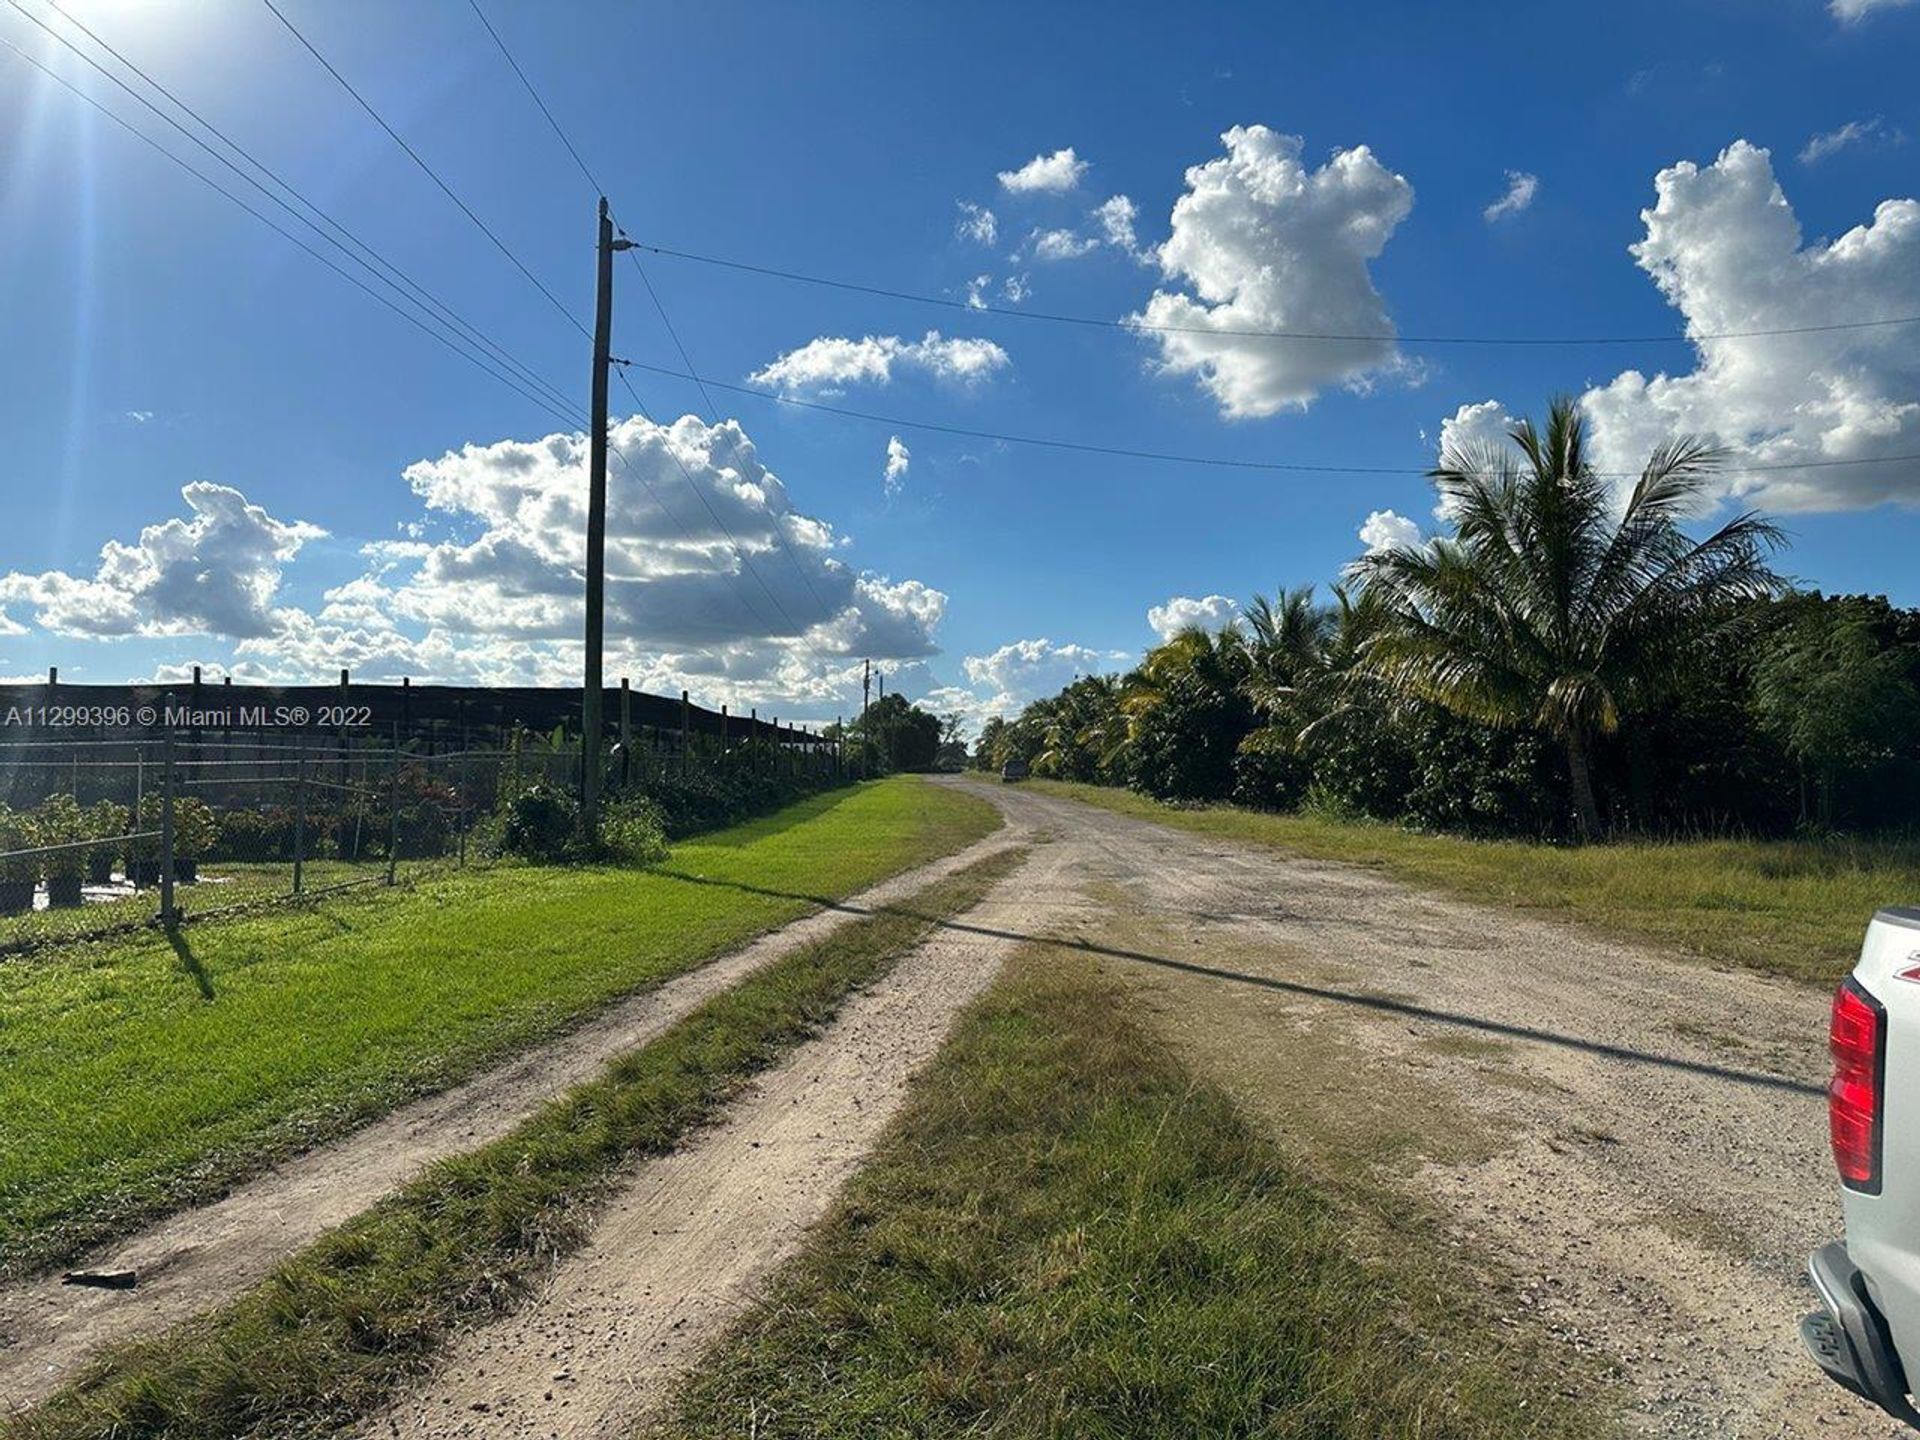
[1241,585,1337,719]
[1352,397,1784,840]
[1118,625,1256,800]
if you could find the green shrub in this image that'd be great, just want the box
[495,781,580,862]
[636,769,846,838]
[85,802,129,879]
[174,797,219,861]
[209,807,297,862]
[132,793,161,863]
[34,794,86,881]
[131,793,223,863]
[0,804,40,884]
[596,794,668,866]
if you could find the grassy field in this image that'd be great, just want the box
[1021,778,1917,985]
[659,946,1604,1440]
[10,846,1025,1440]
[0,778,998,1276]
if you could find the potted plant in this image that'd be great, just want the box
[0,805,40,915]
[172,796,218,884]
[35,794,86,908]
[130,793,162,888]
[85,800,127,885]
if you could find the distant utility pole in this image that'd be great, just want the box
[861,658,871,779]
[582,196,632,837]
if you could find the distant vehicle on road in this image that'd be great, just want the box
[1805,906,1920,1429]
[1000,758,1029,783]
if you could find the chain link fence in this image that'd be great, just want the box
[0,717,847,955]
[0,735,560,954]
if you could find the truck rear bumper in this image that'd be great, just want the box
[1804,1240,1920,1429]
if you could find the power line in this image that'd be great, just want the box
[458,7,846,656]
[14,0,581,421]
[272,0,845,666]
[256,0,824,650]
[628,239,1920,347]
[623,360,1920,481]
[462,0,846,631]
[2,9,830,664]
[610,368,826,644]
[465,0,601,196]
[258,0,590,342]
[614,227,842,625]
[0,32,584,432]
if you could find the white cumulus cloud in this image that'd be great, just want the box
[1129,125,1415,417]
[1358,508,1422,552]
[1483,170,1539,222]
[997,146,1088,194]
[8,416,956,719]
[0,482,324,639]
[946,637,1132,729]
[883,435,911,495]
[1576,140,1920,511]
[747,331,1011,395]
[1146,593,1240,640]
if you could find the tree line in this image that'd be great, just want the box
[971,400,1920,841]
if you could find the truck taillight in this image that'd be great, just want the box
[1830,978,1887,1194]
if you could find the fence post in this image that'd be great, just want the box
[338,668,351,792]
[292,738,308,896]
[458,743,471,868]
[386,725,400,886]
[619,678,632,789]
[159,717,177,928]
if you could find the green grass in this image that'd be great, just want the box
[0,859,390,955]
[0,778,998,1276]
[1020,778,1917,985]
[8,845,1026,1440]
[658,948,1604,1440]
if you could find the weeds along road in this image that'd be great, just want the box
[941,778,1897,1440]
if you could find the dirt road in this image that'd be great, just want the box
[948,780,1897,1440]
[0,827,1021,1411]
[7,779,1893,1438]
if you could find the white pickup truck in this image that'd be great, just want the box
[1805,906,1920,1428]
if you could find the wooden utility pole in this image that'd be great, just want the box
[860,659,871,779]
[582,197,631,838]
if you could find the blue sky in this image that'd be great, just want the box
[2,0,1916,729]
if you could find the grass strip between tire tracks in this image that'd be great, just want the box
[658,945,1606,1440]
[6,844,1027,1440]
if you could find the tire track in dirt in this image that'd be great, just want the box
[0,824,1026,1411]
[355,842,1076,1439]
